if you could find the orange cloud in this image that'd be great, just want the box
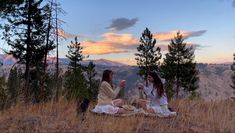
[79,33,138,55]
[153,30,206,41]
[83,45,128,55]
[69,31,203,55]
[100,33,138,45]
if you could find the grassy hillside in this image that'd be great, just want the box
[0,99,234,132]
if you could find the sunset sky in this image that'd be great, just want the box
[2,0,235,65]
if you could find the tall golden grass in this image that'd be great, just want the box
[0,99,234,132]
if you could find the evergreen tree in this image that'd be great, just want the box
[85,61,99,100]
[0,76,6,110]
[66,37,86,70]
[64,37,88,101]
[6,68,21,106]
[47,71,63,100]
[161,32,199,98]
[135,28,162,85]
[0,0,24,21]
[231,53,235,89]
[1,0,55,103]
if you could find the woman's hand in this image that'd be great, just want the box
[119,80,126,89]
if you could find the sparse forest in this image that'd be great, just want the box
[0,0,234,132]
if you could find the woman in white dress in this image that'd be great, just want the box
[92,70,126,114]
[138,72,176,117]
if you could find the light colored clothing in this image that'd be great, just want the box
[140,83,176,117]
[97,81,120,106]
[93,81,121,114]
[143,83,168,106]
[92,105,119,114]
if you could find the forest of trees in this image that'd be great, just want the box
[0,0,99,110]
[0,0,234,111]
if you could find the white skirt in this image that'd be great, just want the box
[92,105,120,114]
[151,105,177,117]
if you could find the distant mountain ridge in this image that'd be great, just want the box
[0,54,234,100]
[0,54,127,67]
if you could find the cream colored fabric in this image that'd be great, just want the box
[92,105,119,114]
[97,81,121,105]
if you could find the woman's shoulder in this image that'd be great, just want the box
[100,81,111,87]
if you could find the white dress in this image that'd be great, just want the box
[92,104,120,114]
[143,83,176,117]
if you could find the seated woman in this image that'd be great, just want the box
[92,69,126,114]
[137,72,176,117]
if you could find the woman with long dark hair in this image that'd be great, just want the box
[138,71,176,117]
[92,69,126,114]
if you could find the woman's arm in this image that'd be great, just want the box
[101,82,120,99]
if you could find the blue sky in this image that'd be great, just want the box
[2,0,235,65]
[57,0,235,65]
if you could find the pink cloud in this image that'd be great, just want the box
[153,30,206,41]
[100,32,138,45]
[69,31,203,55]
[79,32,138,55]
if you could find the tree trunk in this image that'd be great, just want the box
[41,0,52,101]
[25,0,32,103]
[176,41,180,98]
[55,0,59,102]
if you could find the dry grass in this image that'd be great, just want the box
[0,99,234,133]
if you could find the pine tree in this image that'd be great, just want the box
[231,53,235,89]
[6,68,21,106]
[135,28,162,85]
[161,32,199,98]
[0,76,7,110]
[41,0,55,100]
[0,0,24,19]
[1,0,55,103]
[85,61,99,100]
[64,37,88,101]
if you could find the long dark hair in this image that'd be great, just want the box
[148,72,164,96]
[102,69,113,86]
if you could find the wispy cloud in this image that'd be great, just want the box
[80,32,138,55]
[71,30,204,55]
[157,42,202,51]
[82,44,128,55]
[233,0,235,7]
[58,29,89,39]
[154,30,207,41]
[186,42,203,50]
[106,18,138,31]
